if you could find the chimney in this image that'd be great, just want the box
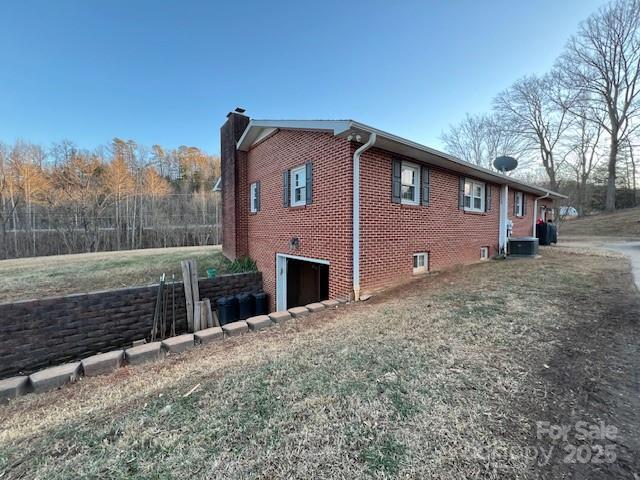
[220,108,250,260]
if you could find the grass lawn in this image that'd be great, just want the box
[0,246,227,302]
[561,205,640,238]
[1,247,639,478]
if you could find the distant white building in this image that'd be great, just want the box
[560,206,578,218]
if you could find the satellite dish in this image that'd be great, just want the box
[493,156,518,173]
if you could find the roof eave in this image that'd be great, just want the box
[236,119,566,200]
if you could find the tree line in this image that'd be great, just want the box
[442,0,640,215]
[0,138,221,259]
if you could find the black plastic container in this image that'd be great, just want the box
[252,292,268,315]
[236,293,255,320]
[217,296,238,325]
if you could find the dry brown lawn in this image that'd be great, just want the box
[561,206,640,238]
[0,246,225,302]
[0,247,639,479]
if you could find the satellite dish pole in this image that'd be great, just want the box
[493,156,518,257]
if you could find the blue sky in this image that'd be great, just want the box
[0,0,605,155]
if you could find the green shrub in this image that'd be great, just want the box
[227,256,257,273]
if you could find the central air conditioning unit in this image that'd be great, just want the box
[508,237,539,256]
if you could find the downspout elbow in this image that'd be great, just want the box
[533,192,551,237]
[352,132,376,301]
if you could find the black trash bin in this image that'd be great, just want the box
[217,296,238,326]
[536,222,551,246]
[236,292,255,320]
[252,292,268,315]
[549,223,558,244]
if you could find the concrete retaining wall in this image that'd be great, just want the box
[0,272,262,379]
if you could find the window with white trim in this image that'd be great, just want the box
[290,165,306,207]
[480,246,489,260]
[413,252,428,274]
[515,191,523,216]
[250,182,259,213]
[401,161,420,205]
[463,179,485,212]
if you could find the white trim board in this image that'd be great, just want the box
[275,253,330,311]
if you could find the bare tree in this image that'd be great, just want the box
[493,74,572,191]
[565,109,604,215]
[556,0,640,210]
[441,113,520,169]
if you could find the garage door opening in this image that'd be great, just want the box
[276,254,329,311]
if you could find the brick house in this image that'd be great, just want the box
[220,109,563,312]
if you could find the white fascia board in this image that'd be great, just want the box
[236,120,351,151]
[235,118,566,199]
[346,120,566,199]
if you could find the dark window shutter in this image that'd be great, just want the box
[522,193,526,216]
[459,177,465,210]
[283,170,290,208]
[485,184,492,212]
[421,166,430,206]
[256,181,261,212]
[513,191,517,215]
[305,162,313,205]
[392,159,401,203]
[249,183,253,212]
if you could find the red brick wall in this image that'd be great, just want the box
[245,130,354,310]
[358,147,500,293]
[509,189,535,237]
[237,128,553,308]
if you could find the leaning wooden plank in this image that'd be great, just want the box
[193,300,202,333]
[212,309,220,328]
[200,301,208,330]
[204,298,214,328]
[189,258,200,308]
[181,260,194,332]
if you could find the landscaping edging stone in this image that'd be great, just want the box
[161,334,195,354]
[305,302,325,313]
[29,362,81,394]
[288,306,310,318]
[0,297,350,402]
[222,321,249,337]
[194,327,224,345]
[125,342,164,366]
[246,315,273,331]
[81,350,124,377]
[268,311,291,323]
[0,376,30,403]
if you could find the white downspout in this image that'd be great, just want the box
[352,132,376,301]
[499,184,509,256]
[533,192,550,236]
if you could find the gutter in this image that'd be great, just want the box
[533,192,551,236]
[352,132,376,301]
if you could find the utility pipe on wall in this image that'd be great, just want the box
[352,132,376,301]
[498,184,509,256]
[533,192,550,236]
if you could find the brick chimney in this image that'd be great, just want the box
[220,108,250,260]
